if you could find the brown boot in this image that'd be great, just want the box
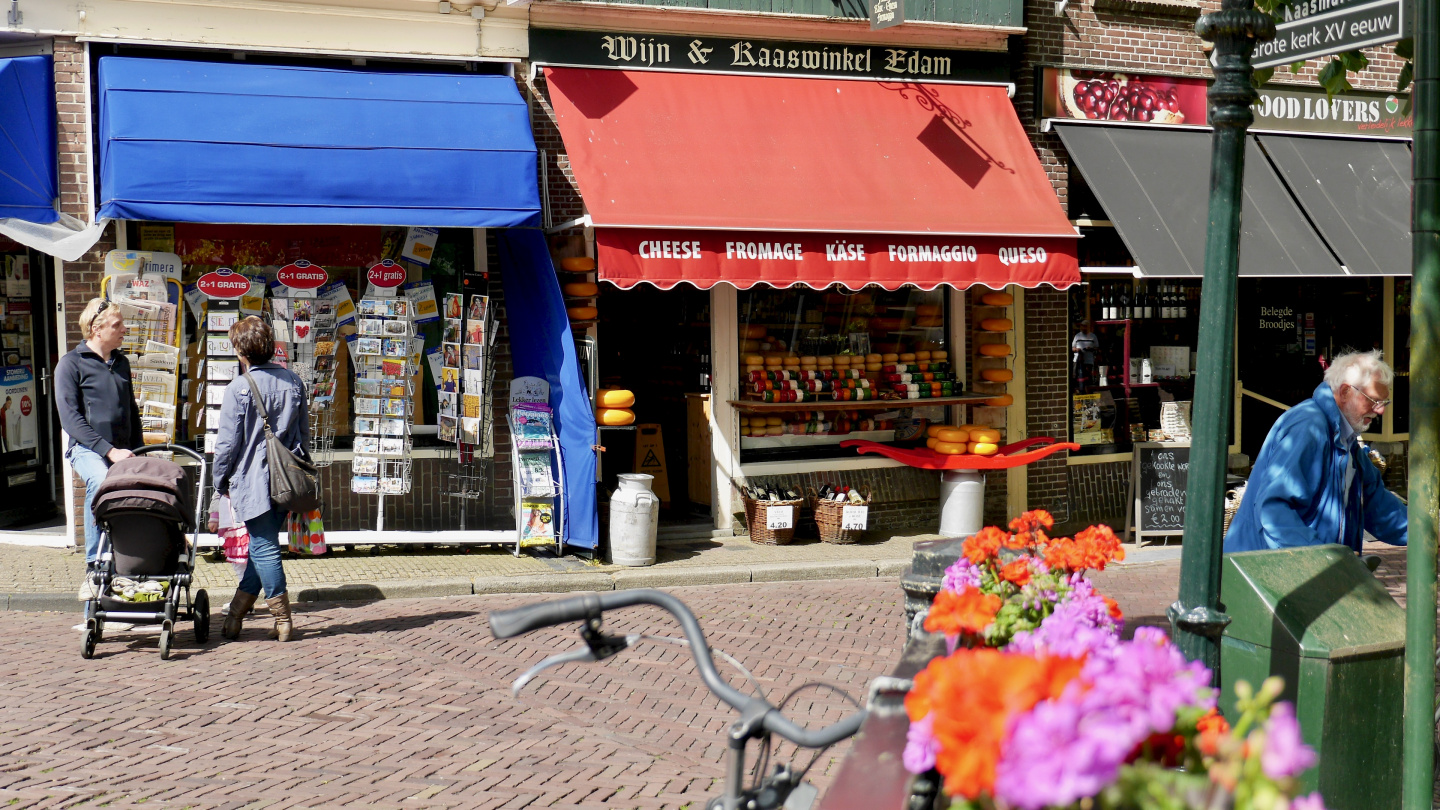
[267,592,294,642]
[222,590,259,640]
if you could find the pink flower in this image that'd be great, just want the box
[903,713,940,773]
[1261,702,1317,779]
[1290,792,1327,810]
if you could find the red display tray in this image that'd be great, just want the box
[838,436,1080,470]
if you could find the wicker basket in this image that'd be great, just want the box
[743,497,803,545]
[810,491,871,544]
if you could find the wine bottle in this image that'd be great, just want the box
[1178,285,1189,319]
[847,489,864,504]
[1140,284,1152,319]
[1118,286,1131,320]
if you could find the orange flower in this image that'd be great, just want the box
[1102,596,1124,622]
[906,649,1083,798]
[1005,530,1045,550]
[925,586,1003,636]
[999,559,1033,587]
[1196,708,1231,757]
[1042,524,1126,572]
[961,526,1011,565]
[1008,510,1055,533]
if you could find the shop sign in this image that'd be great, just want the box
[173,224,383,267]
[367,260,407,289]
[870,0,903,30]
[195,268,252,299]
[1253,0,1404,69]
[596,229,1079,290]
[530,28,1007,85]
[1039,66,1411,137]
[0,365,37,453]
[276,260,329,290]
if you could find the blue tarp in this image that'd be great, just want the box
[498,229,598,550]
[0,55,58,224]
[96,57,540,227]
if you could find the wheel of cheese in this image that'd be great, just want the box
[783,358,801,368]
[936,428,971,443]
[968,441,1000,456]
[933,441,968,455]
[882,353,900,363]
[980,368,1014,383]
[915,303,942,317]
[915,351,932,361]
[740,340,763,353]
[969,428,1001,444]
[817,356,834,366]
[596,408,636,426]
[926,437,939,449]
[932,350,949,361]
[765,416,784,427]
[925,424,951,438]
[765,425,784,436]
[985,394,1015,407]
[899,352,916,362]
[799,356,817,365]
[567,306,598,321]
[596,388,636,408]
[865,353,883,364]
[763,353,786,362]
[865,363,882,372]
[979,343,1012,357]
[743,325,768,339]
[562,282,599,297]
[980,318,1013,332]
[743,354,765,366]
[981,292,1014,307]
[560,256,596,272]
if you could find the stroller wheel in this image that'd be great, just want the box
[159,619,173,660]
[194,589,211,644]
[81,619,98,659]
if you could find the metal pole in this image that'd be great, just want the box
[1168,0,1273,675]
[1403,0,1439,801]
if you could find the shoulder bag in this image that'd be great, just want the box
[241,370,322,513]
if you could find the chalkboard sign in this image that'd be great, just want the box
[1125,442,1190,540]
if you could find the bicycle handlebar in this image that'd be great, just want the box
[489,589,866,748]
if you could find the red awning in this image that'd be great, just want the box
[544,67,1078,290]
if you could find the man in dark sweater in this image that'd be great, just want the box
[54,298,142,595]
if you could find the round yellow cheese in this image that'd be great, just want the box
[969,428,1001,444]
[936,428,971,443]
[562,282,599,297]
[981,292,1014,307]
[968,441,1000,456]
[560,256,596,272]
[596,408,636,426]
[933,441,968,455]
[596,388,636,408]
[985,394,1015,407]
[980,368,1014,383]
[979,343,1012,357]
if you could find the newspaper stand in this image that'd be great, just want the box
[510,376,564,557]
[101,252,185,453]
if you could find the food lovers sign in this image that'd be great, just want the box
[367,259,406,289]
[276,260,329,290]
[195,267,252,299]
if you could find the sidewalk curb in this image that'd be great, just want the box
[1,559,907,612]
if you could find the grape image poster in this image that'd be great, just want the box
[0,366,37,453]
[1040,68,1207,125]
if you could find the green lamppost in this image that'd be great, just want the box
[1167,0,1274,673]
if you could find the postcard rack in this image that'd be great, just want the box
[509,376,564,557]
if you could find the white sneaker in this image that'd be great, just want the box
[77,577,100,602]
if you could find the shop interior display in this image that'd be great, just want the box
[1,255,34,368]
[351,293,416,497]
[510,375,564,554]
[103,252,183,447]
[735,286,960,452]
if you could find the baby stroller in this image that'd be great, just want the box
[81,444,210,660]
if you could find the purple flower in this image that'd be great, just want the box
[1006,576,1123,658]
[1291,792,1327,810]
[941,556,982,593]
[1262,702,1317,779]
[903,713,939,773]
[993,700,1114,809]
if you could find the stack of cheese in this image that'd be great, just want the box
[561,257,599,323]
[882,351,954,399]
[595,388,636,426]
[924,424,1002,456]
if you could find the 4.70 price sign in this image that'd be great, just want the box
[1252,0,1404,70]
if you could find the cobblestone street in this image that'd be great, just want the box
[0,563,1183,810]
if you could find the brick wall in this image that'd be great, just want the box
[1023,286,1070,519]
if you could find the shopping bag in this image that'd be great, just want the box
[217,495,250,575]
[287,509,327,556]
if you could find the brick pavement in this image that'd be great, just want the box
[0,568,1185,810]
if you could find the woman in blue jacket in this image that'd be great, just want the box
[212,316,309,642]
[1224,349,1407,554]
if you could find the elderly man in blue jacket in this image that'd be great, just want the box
[1224,349,1407,553]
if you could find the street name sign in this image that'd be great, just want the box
[1253,0,1404,69]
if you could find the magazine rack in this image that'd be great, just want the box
[510,376,564,557]
[101,252,185,451]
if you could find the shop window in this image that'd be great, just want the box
[737,284,951,463]
[1068,274,1200,455]
[134,222,478,450]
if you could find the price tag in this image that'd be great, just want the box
[766,505,794,531]
[842,505,869,531]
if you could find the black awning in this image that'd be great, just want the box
[1055,124,1344,277]
[1257,134,1412,276]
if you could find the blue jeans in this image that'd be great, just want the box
[238,508,288,599]
[67,444,110,564]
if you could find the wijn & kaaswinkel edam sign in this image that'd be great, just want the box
[529,28,1007,85]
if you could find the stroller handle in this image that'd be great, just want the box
[134,443,205,464]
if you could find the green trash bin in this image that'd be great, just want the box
[1220,544,1405,809]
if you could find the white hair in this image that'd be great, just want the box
[1324,349,1394,392]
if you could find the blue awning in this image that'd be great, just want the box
[0,55,58,224]
[97,57,540,227]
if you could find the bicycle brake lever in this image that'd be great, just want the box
[511,633,642,696]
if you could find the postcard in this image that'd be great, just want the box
[355,397,381,415]
[462,393,481,419]
[207,360,238,382]
[388,299,409,318]
[380,418,406,436]
[468,295,488,322]
[444,294,463,320]
[443,319,461,343]
[358,299,379,316]
[463,345,483,370]
[206,336,234,356]
[207,311,239,332]
[354,437,380,454]
[352,455,379,475]
[465,320,485,346]
[315,355,335,371]
[459,416,481,445]
[383,319,410,337]
[292,321,314,343]
[442,342,460,368]
[351,475,378,494]
[383,398,407,417]
[354,379,381,397]
[380,437,406,455]
[438,415,457,443]
[380,477,407,494]
[355,337,382,356]
[382,359,406,377]
[440,366,460,392]
[359,318,384,336]
[438,391,456,417]
[382,338,407,358]
[354,417,379,434]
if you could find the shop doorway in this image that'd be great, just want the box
[596,284,711,520]
[1237,277,1385,460]
[0,245,61,527]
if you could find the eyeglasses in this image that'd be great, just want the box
[1347,384,1392,410]
[96,299,109,314]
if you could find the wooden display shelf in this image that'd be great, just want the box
[727,394,993,413]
